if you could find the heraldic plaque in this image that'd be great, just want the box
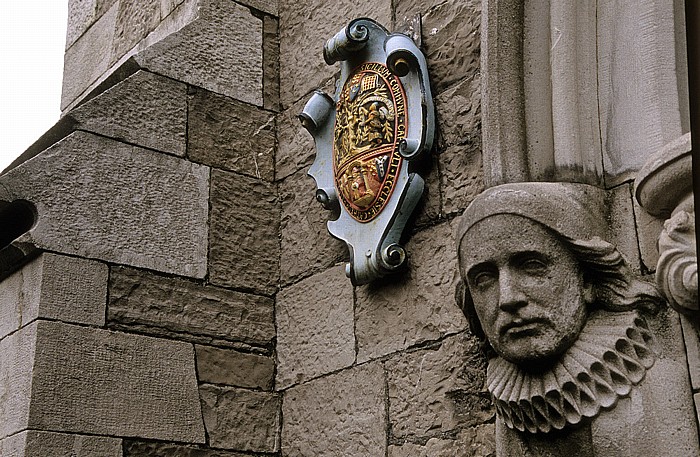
[300,18,435,285]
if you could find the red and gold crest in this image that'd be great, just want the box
[333,62,407,222]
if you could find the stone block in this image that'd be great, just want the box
[28,321,205,442]
[113,0,162,58]
[279,169,347,284]
[195,345,274,389]
[262,16,280,111]
[0,323,37,439]
[124,441,262,456]
[187,88,275,180]
[208,169,279,295]
[435,74,481,151]
[385,333,493,439]
[1,431,122,457]
[70,70,188,156]
[199,385,280,453]
[275,94,316,181]
[109,267,275,347]
[422,0,481,95]
[276,266,354,389]
[355,222,468,362]
[136,0,263,106]
[66,0,98,49]
[282,364,386,456]
[0,131,209,278]
[388,424,496,457]
[0,253,108,339]
[0,432,24,457]
[62,2,118,109]
[279,0,391,108]
[439,145,483,217]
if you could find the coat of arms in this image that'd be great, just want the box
[300,18,434,284]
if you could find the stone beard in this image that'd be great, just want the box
[453,183,697,456]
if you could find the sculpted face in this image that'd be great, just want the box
[460,214,591,366]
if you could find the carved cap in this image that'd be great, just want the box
[455,183,607,251]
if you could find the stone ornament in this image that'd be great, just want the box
[657,210,698,313]
[454,183,667,444]
[487,310,654,433]
[299,18,434,285]
[635,133,698,315]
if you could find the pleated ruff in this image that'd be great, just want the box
[487,310,656,433]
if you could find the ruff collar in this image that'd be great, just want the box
[487,310,655,433]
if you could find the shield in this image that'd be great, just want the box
[300,18,435,284]
[334,63,407,222]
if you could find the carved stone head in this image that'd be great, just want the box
[455,183,661,369]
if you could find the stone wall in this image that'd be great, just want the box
[1,0,281,454]
[275,0,492,454]
[1,0,696,456]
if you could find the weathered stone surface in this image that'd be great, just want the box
[435,74,481,151]
[394,0,447,24]
[28,321,205,442]
[62,2,118,109]
[0,323,37,439]
[276,266,354,389]
[279,0,391,108]
[388,424,496,457]
[632,197,665,273]
[124,441,263,457]
[113,0,162,58]
[606,183,641,272]
[422,0,481,95]
[209,169,279,295]
[188,88,275,180]
[680,315,700,390]
[66,0,98,48]
[195,345,274,389]
[109,267,275,347]
[385,333,493,438]
[355,222,468,362]
[161,0,186,18]
[97,0,119,17]
[200,385,280,452]
[0,132,209,278]
[0,253,108,339]
[282,364,386,456]
[439,145,483,217]
[275,93,316,181]
[262,16,280,111]
[0,432,24,457]
[70,70,188,156]
[237,0,278,16]
[2,431,122,457]
[136,0,263,106]
[413,153,442,227]
[279,169,347,284]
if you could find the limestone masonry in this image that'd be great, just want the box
[0,0,697,456]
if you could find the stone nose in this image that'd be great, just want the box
[498,268,527,312]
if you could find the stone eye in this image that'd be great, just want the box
[519,257,547,272]
[471,270,497,288]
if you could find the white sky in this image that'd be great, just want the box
[0,1,68,172]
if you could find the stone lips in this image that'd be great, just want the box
[333,62,407,222]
